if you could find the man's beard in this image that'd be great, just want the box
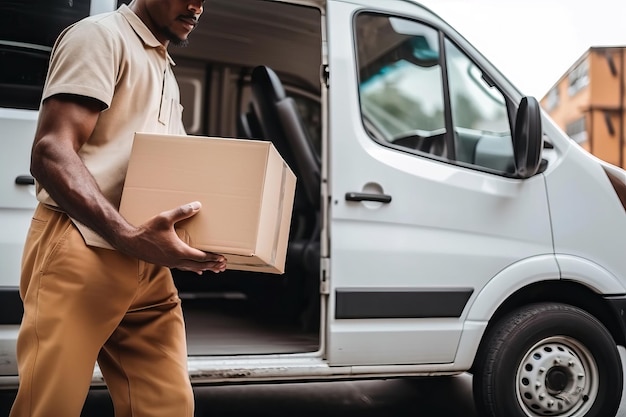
[170,37,189,47]
[163,27,189,47]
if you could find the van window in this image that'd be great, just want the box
[355,13,515,174]
[356,14,446,154]
[445,39,513,171]
[0,0,91,110]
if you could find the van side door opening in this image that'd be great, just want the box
[168,0,325,357]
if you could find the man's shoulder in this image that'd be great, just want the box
[68,8,129,40]
[52,10,136,58]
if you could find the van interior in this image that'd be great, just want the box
[161,0,324,356]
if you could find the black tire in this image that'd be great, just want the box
[473,302,623,417]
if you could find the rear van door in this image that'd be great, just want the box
[326,0,556,366]
[0,0,103,321]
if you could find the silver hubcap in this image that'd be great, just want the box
[516,336,598,416]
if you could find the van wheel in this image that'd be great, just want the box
[473,302,622,417]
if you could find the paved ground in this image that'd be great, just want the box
[84,375,478,417]
[1,375,476,417]
[1,349,625,416]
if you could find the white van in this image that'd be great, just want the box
[2,1,626,416]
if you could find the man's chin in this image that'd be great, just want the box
[170,38,189,47]
[163,28,190,47]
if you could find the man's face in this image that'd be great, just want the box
[138,0,204,46]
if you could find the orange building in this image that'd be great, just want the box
[541,46,626,168]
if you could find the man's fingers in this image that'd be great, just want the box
[150,202,227,272]
[161,201,202,225]
[199,257,227,271]
[178,259,227,274]
[203,252,226,262]
[180,251,227,270]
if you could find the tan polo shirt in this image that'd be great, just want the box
[37,4,186,249]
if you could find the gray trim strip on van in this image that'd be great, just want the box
[335,288,474,319]
[0,40,52,52]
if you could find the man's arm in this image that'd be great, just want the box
[31,94,226,274]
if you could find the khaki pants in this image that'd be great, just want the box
[10,204,194,417]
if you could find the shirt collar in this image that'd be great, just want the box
[118,4,176,66]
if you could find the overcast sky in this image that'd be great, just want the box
[418,0,626,99]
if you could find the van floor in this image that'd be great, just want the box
[182,296,320,356]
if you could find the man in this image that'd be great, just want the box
[10,1,226,416]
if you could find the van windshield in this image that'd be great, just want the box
[0,0,91,110]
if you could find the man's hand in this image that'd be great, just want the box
[115,201,227,274]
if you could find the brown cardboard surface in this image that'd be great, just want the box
[119,133,296,274]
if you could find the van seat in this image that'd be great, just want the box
[250,65,321,329]
[250,66,320,209]
[237,103,264,140]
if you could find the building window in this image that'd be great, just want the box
[605,52,618,76]
[604,111,616,137]
[566,117,587,144]
[544,87,560,111]
[568,60,589,96]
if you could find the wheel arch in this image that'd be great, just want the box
[465,254,626,323]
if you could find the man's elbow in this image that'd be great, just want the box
[29,137,56,183]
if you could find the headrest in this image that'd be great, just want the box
[251,66,286,103]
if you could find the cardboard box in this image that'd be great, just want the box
[119,133,296,274]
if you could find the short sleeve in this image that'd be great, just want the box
[42,19,120,109]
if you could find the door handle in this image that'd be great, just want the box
[345,192,392,203]
[15,175,35,185]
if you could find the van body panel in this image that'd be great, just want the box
[464,255,560,322]
[0,109,37,210]
[0,109,38,288]
[0,212,29,289]
[452,321,487,369]
[326,0,553,366]
[0,327,18,376]
[545,144,626,287]
[555,255,626,294]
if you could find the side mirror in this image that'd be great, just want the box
[513,96,543,178]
